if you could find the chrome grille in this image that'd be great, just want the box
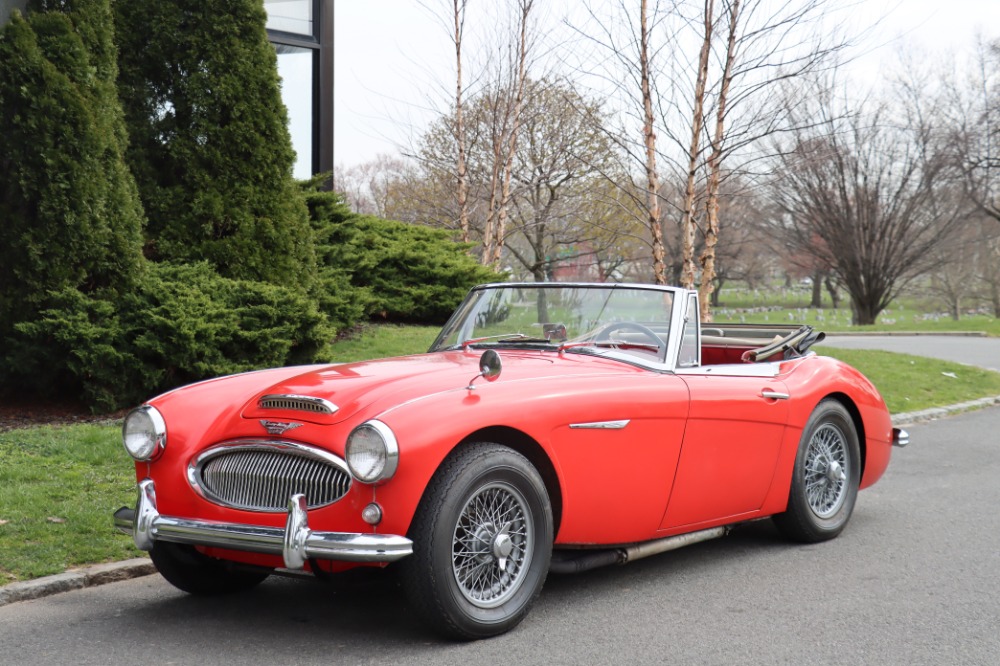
[258,394,338,414]
[193,443,351,512]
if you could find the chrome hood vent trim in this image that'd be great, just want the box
[258,394,338,414]
[188,440,352,512]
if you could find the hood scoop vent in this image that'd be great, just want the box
[258,394,339,415]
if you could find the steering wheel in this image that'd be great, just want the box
[594,322,664,355]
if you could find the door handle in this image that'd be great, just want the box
[761,389,790,400]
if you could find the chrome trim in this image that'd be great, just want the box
[122,405,167,462]
[893,428,910,448]
[258,394,338,414]
[114,479,412,568]
[187,440,352,512]
[345,420,399,484]
[761,389,791,400]
[569,420,631,430]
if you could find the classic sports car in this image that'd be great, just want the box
[115,282,907,639]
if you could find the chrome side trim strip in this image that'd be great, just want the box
[114,479,412,568]
[569,420,631,430]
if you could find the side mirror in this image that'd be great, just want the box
[467,349,502,390]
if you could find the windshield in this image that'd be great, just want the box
[430,284,676,361]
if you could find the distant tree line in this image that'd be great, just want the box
[0,0,495,411]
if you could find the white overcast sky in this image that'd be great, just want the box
[333,0,1000,168]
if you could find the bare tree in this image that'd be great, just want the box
[452,0,471,242]
[679,0,713,289]
[333,155,413,217]
[573,0,860,314]
[639,0,668,284]
[413,79,633,281]
[480,0,536,268]
[770,88,962,325]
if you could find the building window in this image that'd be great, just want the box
[266,0,331,181]
[264,0,314,37]
[275,44,314,179]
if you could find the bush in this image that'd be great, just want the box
[0,2,144,341]
[5,263,334,411]
[114,0,315,287]
[305,188,498,324]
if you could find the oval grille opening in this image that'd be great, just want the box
[197,446,351,511]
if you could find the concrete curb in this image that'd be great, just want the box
[0,558,154,608]
[891,395,1000,427]
[824,331,990,337]
[4,394,1000,608]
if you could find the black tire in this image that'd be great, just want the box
[150,542,270,595]
[773,399,861,543]
[400,442,553,640]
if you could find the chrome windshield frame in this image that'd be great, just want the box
[430,282,693,372]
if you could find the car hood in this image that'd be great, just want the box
[239,349,641,426]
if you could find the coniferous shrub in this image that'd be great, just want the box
[10,263,333,411]
[113,0,316,288]
[0,1,144,343]
[305,188,499,324]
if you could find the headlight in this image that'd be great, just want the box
[345,420,398,484]
[122,405,167,461]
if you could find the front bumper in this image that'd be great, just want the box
[114,479,413,570]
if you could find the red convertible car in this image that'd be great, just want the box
[115,282,907,639]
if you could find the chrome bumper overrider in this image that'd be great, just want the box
[893,428,910,448]
[114,479,413,570]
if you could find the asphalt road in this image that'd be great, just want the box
[3,407,999,665]
[822,335,1000,372]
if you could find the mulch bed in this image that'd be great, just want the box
[0,401,125,433]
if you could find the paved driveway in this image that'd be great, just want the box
[821,335,1000,372]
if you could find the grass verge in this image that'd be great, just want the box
[0,424,140,584]
[817,347,1000,413]
[2,324,999,585]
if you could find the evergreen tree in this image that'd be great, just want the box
[114,0,315,286]
[0,0,144,342]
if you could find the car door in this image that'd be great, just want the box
[659,371,790,530]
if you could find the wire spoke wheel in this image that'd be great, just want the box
[803,423,849,519]
[773,400,860,543]
[452,481,533,608]
[400,442,553,639]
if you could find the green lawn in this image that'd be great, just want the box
[3,323,999,586]
[0,424,141,584]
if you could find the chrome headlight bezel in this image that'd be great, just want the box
[345,420,399,484]
[122,405,167,462]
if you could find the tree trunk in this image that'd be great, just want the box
[453,0,470,243]
[852,301,878,326]
[698,0,740,323]
[680,0,713,290]
[824,275,841,309]
[640,0,666,285]
[487,0,532,268]
[810,271,823,308]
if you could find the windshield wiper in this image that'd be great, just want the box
[461,333,556,349]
